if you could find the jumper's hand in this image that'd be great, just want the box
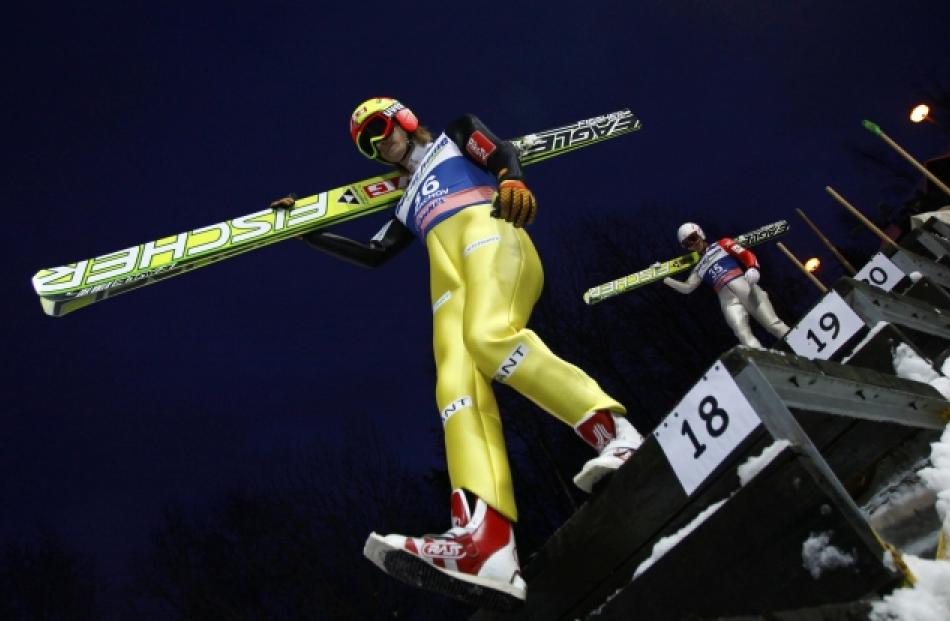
[492,180,537,228]
[270,195,304,239]
[270,195,296,211]
[744,267,760,285]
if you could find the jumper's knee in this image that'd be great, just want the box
[463,328,530,384]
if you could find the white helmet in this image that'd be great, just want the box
[677,222,705,245]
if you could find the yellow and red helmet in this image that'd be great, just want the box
[349,97,419,160]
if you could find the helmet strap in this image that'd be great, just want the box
[401,139,426,173]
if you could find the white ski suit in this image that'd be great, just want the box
[663,238,790,349]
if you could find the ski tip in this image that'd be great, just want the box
[862,119,882,135]
[37,294,94,317]
[39,297,63,317]
[583,290,602,305]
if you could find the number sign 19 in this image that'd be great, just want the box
[854,252,905,292]
[784,291,866,360]
[654,362,762,496]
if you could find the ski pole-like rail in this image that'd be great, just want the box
[825,186,901,251]
[863,120,950,201]
[776,242,828,293]
[794,208,857,275]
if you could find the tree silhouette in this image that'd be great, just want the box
[134,415,473,620]
[0,530,101,620]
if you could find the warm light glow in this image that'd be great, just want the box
[804,257,821,272]
[910,104,930,123]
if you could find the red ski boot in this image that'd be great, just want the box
[363,489,526,610]
[573,410,644,492]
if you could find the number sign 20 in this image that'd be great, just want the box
[655,363,762,496]
[854,252,905,292]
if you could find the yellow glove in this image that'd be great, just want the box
[492,179,537,228]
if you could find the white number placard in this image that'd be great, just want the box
[854,252,905,292]
[654,362,762,496]
[784,291,866,360]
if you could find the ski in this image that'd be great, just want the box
[583,220,790,305]
[33,110,641,317]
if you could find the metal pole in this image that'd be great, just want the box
[864,120,950,200]
[825,186,901,250]
[777,242,828,293]
[794,208,857,275]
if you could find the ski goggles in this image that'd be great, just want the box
[355,113,398,160]
[681,233,702,248]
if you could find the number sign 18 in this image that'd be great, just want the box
[654,362,762,496]
[784,291,866,361]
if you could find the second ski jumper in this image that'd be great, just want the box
[270,97,643,609]
[663,222,791,349]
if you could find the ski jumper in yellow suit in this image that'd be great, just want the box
[299,112,625,521]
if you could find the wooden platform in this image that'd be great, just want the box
[470,348,947,620]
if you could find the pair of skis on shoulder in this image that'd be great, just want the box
[32,110,641,317]
[582,220,791,305]
[30,105,787,317]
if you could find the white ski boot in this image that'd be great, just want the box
[573,410,644,493]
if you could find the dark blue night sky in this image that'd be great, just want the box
[4,0,950,606]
